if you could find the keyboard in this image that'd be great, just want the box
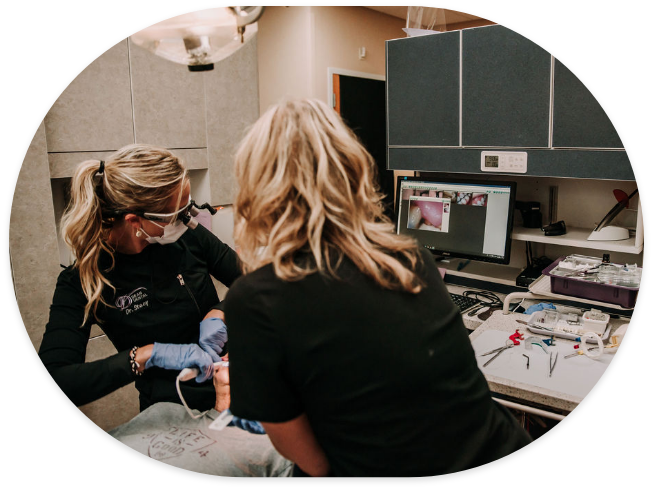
[449,293,481,312]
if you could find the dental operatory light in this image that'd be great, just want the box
[130,7,265,72]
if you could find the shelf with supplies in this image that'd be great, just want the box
[510,184,642,256]
[511,226,643,255]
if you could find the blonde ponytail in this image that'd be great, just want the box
[60,160,114,325]
[60,144,188,325]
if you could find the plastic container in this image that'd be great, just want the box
[543,255,639,308]
[526,310,611,340]
[581,309,610,334]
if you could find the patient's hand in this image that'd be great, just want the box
[213,365,231,412]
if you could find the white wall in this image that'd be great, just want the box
[257,6,405,111]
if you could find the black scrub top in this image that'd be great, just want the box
[226,248,531,476]
[39,224,241,411]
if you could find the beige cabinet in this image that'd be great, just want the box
[44,40,134,152]
[129,42,208,149]
[13,35,260,432]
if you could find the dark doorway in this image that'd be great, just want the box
[335,74,395,221]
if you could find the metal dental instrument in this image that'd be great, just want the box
[564,351,583,359]
[522,354,530,369]
[481,343,514,368]
[549,351,558,377]
[564,346,600,359]
[564,332,606,359]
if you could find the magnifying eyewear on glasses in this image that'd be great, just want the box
[128,200,218,229]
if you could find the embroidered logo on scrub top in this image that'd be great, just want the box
[115,287,149,315]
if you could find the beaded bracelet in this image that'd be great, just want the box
[129,346,142,376]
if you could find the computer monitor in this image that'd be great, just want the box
[395,175,517,265]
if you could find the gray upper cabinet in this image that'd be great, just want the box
[552,60,623,149]
[386,24,633,180]
[387,31,460,147]
[462,26,551,148]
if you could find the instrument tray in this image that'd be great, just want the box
[542,256,638,308]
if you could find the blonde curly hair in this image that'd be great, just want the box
[233,98,423,293]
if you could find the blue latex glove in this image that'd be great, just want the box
[145,343,214,383]
[229,416,266,435]
[523,302,556,316]
[199,317,228,362]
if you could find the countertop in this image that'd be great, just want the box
[467,309,628,413]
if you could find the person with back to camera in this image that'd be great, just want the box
[39,144,239,412]
[220,99,532,477]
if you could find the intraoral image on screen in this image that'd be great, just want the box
[396,178,514,263]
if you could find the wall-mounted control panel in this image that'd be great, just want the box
[481,151,528,173]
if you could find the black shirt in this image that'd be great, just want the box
[39,224,241,411]
[226,248,531,476]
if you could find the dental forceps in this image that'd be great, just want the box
[480,341,514,367]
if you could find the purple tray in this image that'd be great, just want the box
[542,256,638,309]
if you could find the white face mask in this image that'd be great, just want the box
[139,219,188,245]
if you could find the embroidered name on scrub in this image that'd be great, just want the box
[116,287,150,315]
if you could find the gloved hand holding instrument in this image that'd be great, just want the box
[144,319,264,433]
[142,317,228,380]
[199,317,228,362]
[145,343,215,383]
